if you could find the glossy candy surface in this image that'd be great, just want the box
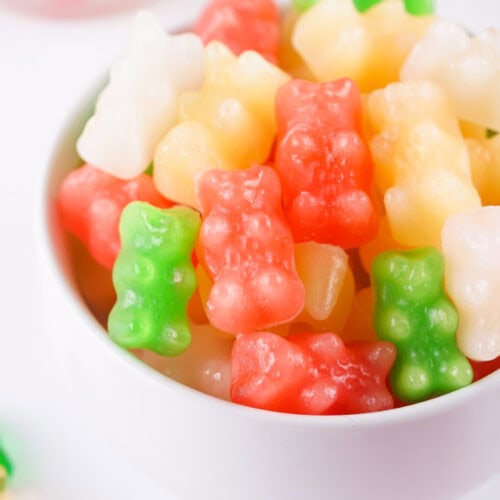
[139,324,233,400]
[77,12,204,178]
[442,207,500,361]
[368,81,481,247]
[58,163,172,270]
[197,165,305,334]
[372,247,473,402]
[401,20,500,131]
[275,78,378,247]
[154,42,289,209]
[108,202,200,356]
[293,0,433,91]
[231,331,396,414]
[194,0,280,63]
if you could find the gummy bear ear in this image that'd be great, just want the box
[196,168,229,215]
[205,42,237,82]
[276,80,312,127]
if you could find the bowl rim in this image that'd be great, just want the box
[37,35,500,431]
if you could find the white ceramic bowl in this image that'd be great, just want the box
[38,73,500,500]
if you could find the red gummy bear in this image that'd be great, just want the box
[58,164,172,270]
[197,165,305,334]
[193,0,280,64]
[470,357,500,382]
[275,78,378,248]
[231,331,396,415]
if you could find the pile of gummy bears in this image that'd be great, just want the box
[57,0,500,415]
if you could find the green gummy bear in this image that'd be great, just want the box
[292,0,319,13]
[352,0,434,15]
[108,202,200,356]
[371,247,472,403]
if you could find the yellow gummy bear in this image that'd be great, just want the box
[278,9,315,80]
[293,242,355,333]
[368,81,481,248]
[461,122,500,206]
[292,0,433,92]
[154,42,290,209]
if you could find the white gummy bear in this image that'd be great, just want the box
[401,20,500,131]
[77,11,205,179]
[442,206,500,361]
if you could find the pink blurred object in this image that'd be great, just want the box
[0,0,155,17]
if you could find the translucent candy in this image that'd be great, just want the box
[461,122,500,206]
[372,247,473,402]
[231,331,396,414]
[368,81,480,247]
[293,0,432,91]
[442,207,500,361]
[401,20,500,131]
[197,165,305,334]
[154,42,289,209]
[77,11,204,178]
[139,324,233,400]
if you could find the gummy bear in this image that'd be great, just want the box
[372,247,473,402]
[275,78,378,248]
[294,242,355,334]
[154,42,289,209]
[108,202,200,356]
[401,20,500,131]
[139,323,234,400]
[469,358,500,383]
[293,0,433,92]
[197,165,305,334]
[58,163,172,270]
[442,207,500,361]
[194,0,280,63]
[231,331,396,415]
[278,8,315,79]
[294,242,350,321]
[368,81,480,247]
[461,122,500,206]
[77,12,204,179]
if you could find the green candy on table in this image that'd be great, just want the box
[108,202,200,356]
[371,247,473,402]
[352,0,434,15]
[292,0,319,12]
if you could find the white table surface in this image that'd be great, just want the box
[0,1,498,498]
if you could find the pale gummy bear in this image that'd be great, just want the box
[154,41,289,209]
[462,122,500,206]
[294,242,349,322]
[292,0,432,92]
[401,20,500,131]
[442,207,500,362]
[77,11,204,179]
[138,324,233,400]
[368,81,480,247]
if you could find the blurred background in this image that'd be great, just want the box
[0,0,498,498]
